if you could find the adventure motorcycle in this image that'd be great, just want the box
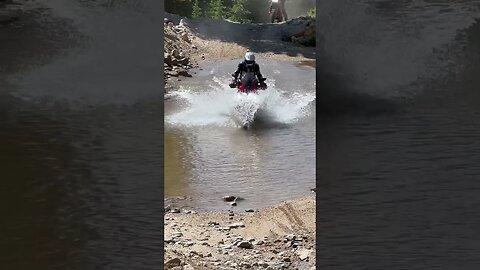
[229,73,267,94]
[269,0,284,23]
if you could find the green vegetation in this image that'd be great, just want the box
[308,7,316,17]
[165,0,270,23]
[229,0,251,23]
[192,0,202,18]
[208,0,226,19]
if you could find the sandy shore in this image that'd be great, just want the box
[164,195,316,270]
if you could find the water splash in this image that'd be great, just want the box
[165,77,315,128]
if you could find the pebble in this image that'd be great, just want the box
[296,248,312,260]
[172,232,183,238]
[228,222,245,228]
[165,257,182,268]
[240,262,252,268]
[285,234,296,241]
[245,209,254,212]
[237,241,253,249]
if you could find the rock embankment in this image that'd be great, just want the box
[164,18,200,86]
[282,17,316,47]
[164,196,316,270]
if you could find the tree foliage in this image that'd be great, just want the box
[192,0,202,18]
[165,0,312,23]
[208,0,226,19]
[229,0,251,23]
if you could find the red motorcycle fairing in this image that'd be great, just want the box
[238,82,257,93]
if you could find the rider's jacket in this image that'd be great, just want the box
[233,61,263,81]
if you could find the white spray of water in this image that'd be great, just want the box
[166,77,315,127]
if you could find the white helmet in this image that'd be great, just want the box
[245,51,255,62]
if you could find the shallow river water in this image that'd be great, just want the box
[165,59,316,211]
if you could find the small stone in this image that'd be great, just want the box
[254,240,264,245]
[258,261,269,268]
[240,262,252,268]
[165,257,182,268]
[296,249,312,261]
[245,209,254,212]
[172,232,183,238]
[183,263,195,270]
[228,222,245,229]
[285,234,296,241]
[237,241,253,249]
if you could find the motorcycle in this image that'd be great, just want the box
[269,0,284,23]
[229,73,267,94]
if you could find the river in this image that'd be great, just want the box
[164,59,316,211]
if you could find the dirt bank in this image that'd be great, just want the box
[164,195,316,270]
[164,13,316,87]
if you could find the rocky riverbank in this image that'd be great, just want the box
[164,195,316,270]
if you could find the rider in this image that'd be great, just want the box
[269,0,288,21]
[231,51,266,89]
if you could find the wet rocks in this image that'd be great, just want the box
[223,195,237,202]
[280,17,316,47]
